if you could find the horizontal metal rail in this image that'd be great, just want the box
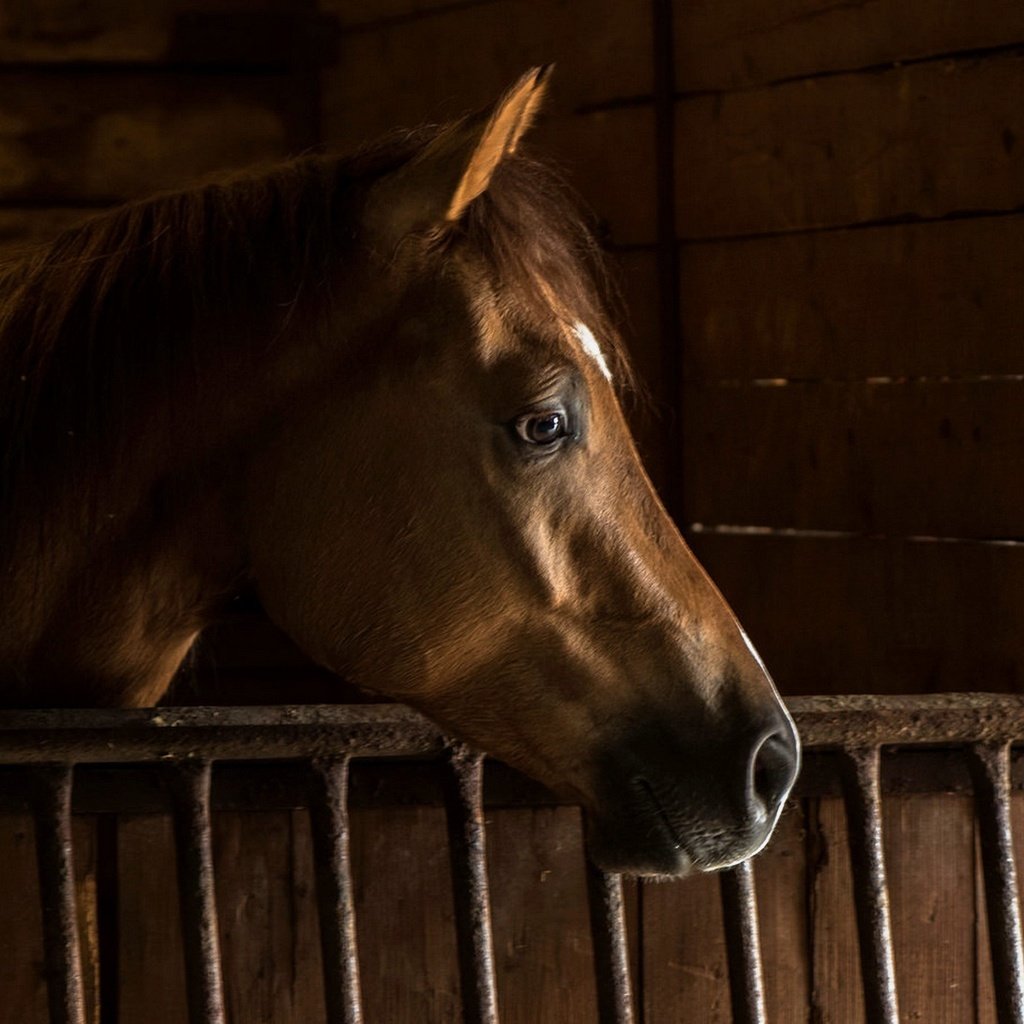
[4,694,1024,1024]
[2,694,1024,763]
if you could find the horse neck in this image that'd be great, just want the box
[0,263,380,707]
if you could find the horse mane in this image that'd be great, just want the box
[0,122,632,558]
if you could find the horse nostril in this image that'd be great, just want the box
[749,722,799,822]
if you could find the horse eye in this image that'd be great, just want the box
[515,410,569,446]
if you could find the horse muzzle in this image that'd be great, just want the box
[584,704,800,877]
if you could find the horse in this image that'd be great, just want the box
[0,67,798,877]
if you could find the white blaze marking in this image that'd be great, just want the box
[573,321,612,381]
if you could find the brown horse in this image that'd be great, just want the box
[0,68,797,876]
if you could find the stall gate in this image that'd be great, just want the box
[0,694,1022,1024]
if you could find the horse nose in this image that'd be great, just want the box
[747,712,800,827]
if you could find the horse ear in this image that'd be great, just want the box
[367,65,553,247]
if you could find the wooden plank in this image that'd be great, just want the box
[0,812,47,1023]
[884,794,976,1022]
[213,810,324,1023]
[322,0,653,149]
[689,532,1024,695]
[118,815,188,1023]
[530,106,657,247]
[808,796,865,1022]
[486,806,599,1023]
[642,868,732,1022]
[0,1,319,64]
[680,215,1024,380]
[674,0,1024,91]
[754,800,810,1018]
[324,0,480,30]
[613,248,675,495]
[348,804,462,1021]
[0,73,310,204]
[675,53,1024,238]
[683,380,1024,538]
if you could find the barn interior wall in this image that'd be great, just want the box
[5,2,1019,700]
[0,3,1022,1022]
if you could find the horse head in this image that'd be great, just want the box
[245,68,799,876]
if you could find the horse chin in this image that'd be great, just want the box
[584,808,697,879]
[582,792,774,879]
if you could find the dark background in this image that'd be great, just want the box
[0,2,1022,1020]
[2,1,1022,700]
[4,0,1021,701]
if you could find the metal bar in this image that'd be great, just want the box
[968,742,1024,1024]
[96,814,120,1024]
[720,860,767,1024]
[840,746,899,1024]
[0,704,445,764]
[32,765,87,1024]
[168,761,225,1024]
[442,745,499,1024]
[585,863,635,1024]
[5,695,1024,763]
[791,693,1024,747]
[309,757,363,1024]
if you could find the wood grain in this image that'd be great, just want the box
[531,106,658,247]
[884,794,977,1022]
[0,813,47,1023]
[682,379,1024,538]
[680,215,1024,381]
[117,815,188,1023]
[322,0,652,151]
[676,52,1024,238]
[486,806,599,1023]
[807,796,866,1022]
[614,247,675,496]
[641,869,732,1022]
[0,0,320,65]
[674,0,1024,92]
[213,810,324,1023]
[324,0,489,31]
[754,801,810,1018]
[0,74,306,204]
[348,804,462,1022]
[690,531,1024,695]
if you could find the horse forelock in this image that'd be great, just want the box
[435,151,636,393]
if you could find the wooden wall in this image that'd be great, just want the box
[1,4,1020,701]
[673,2,1024,697]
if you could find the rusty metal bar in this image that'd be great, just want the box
[793,693,1024,747]
[968,742,1024,1024]
[443,745,499,1024]
[584,864,635,1024]
[4,695,1024,763]
[0,704,445,763]
[168,761,225,1024]
[840,746,899,1024]
[310,757,363,1024]
[32,765,87,1024]
[720,859,767,1024]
